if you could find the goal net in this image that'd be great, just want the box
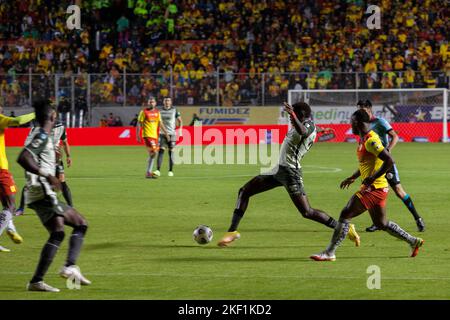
[287,89,449,143]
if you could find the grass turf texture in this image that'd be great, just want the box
[0,143,449,300]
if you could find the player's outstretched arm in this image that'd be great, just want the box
[283,102,308,136]
[136,122,142,143]
[362,150,394,187]
[17,149,61,191]
[387,129,399,151]
[340,169,361,189]
[177,115,183,137]
[7,112,36,127]
[62,139,72,167]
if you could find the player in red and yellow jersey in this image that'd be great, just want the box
[310,110,424,261]
[136,97,169,178]
[0,105,35,252]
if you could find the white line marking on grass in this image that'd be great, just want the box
[12,166,342,181]
[1,271,449,281]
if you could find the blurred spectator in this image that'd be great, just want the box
[0,0,447,107]
[189,113,202,126]
[106,112,115,126]
[129,114,138,127]
[113,116,123,126]
[99,114,108,127]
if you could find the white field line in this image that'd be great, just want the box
[11,165,343,180]
[0,271,449,281]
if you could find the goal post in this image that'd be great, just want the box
[287,88,449,143]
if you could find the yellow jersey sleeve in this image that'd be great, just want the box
[137,111,145,123]
[365,134,385,156]
[0,113,35,128]
[0,114,13,129]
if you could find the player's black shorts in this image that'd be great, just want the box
[28,197,70,225]
[55,159,64,176]
[159,134,176,149]
[385,163,400,187]
[258,165,306,196]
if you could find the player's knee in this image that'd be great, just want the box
[50,230,65,244]
[340,207,352,219]
[74,224,88,235]
[394,186,406,198]
[238,186,249,199]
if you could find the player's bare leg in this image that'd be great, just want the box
[367,182,425,232]
[59,207,91,285]
[368,206,424,257]
[311,194,366,261]
[59,172,73,207]
[15,186,26,216]
[290,194,360,246]
[218,175,281,247]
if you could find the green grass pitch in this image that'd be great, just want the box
[0,143,449,300]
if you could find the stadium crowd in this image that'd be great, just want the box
[0,0,448,107]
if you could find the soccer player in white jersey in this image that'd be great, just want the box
[17,100,91,292]
[16,120,73,215]
[155,97,183,177]
[218,102,360,247]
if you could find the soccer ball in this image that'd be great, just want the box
[193,225,213,245]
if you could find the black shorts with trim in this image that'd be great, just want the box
[259,165,306,195]
[28,197,70,225]
[159,134,177,149]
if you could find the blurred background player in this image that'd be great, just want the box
[17,99,90,292]
[311,110,424,261]
[155,97,183,177]
[357,100,425,232]
[218,102,360,247]
[0,105,35,252]
[136,97,170,179]
[16,118,73,215]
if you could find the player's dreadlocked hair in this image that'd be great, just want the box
[33,99,55,126]
[352,109,371,123]
[292,102,312,119]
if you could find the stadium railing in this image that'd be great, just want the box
[1,71,448,112]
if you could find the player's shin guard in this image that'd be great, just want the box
[65,225,88,267]
[402,194,421,220]
[61,182,73,207]
[228,209,244,232]
[7,218,17,233]
[31,231,65,283]
[386,221,416,245]
[325,219,350,255]
[168,149,174,171]
[147,156,155,174]
[157,149,164,170]
[0,210,12,236]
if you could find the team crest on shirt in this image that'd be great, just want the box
[31,138,43,148]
